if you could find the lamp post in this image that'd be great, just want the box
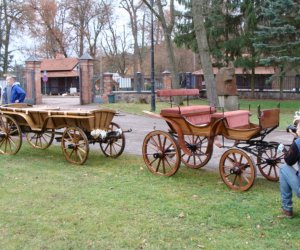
[150,0,156,111]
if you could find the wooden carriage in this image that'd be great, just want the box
[0,103,128,165]
[143,89,286,191]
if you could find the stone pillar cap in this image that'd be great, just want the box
[79,53,93,60]
[25,55,40,62]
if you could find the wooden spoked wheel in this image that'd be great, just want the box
[100,122,125,158]
[26,129,55,149]
[181,135,213,169]
[61,127,89,165]
[142,130,181,176]
[0,115,22,155]
[219,148,256,191]
[256,142,288,182]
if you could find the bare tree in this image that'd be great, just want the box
[101,17,131,76]
[1,0,23,73]
[24,0,71,58]
[68,0,112,57]
[142,0,180,89]
[85,1,112,57]
[0,2,3,73]
[120,0,145,71]
[121,0,147,90]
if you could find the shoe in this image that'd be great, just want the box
[282,209,293,219]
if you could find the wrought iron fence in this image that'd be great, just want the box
[114,74,163,91]
[236,75,300,92]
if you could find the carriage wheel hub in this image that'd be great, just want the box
[153,153,163,159]
[68,144,77,149]
[230,166,242,175]
[266,158,280,166]
[188,144,198,151]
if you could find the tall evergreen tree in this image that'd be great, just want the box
[235,0,263,97]
[175,0,244,67]
[254,0,300,98]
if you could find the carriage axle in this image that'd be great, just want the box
[153,153,163,159]
[265,158,281,166]
[229,166,242,175]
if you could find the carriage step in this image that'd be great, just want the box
[55,137,62,142]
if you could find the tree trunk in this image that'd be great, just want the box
[164,32,179,89]
[251,67,255,99]
[0,3,3,75]
[192,0,219,107]
[279,66,284,100]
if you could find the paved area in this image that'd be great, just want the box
[39,96,295,172]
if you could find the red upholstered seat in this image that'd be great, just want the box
[212,110,250,128]
[160,105,215,115]
[160,105,216,125]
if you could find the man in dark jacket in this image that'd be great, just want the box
[279,138,300,218]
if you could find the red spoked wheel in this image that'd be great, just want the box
[0,114,22,155]
[181,135,213,169]
[257,142,290,182]
[219,148,256,191]
[142,130,181,176]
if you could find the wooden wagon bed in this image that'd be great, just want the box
[0,103,128,165]
[0,103,116,132]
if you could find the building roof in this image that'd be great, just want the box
[193,66,275,75]
[46,71,79,78]
[41,57,79,72]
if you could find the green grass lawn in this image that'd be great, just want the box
[100,98,300,130]
[1,144,300,249]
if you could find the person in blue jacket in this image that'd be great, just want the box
[2,76,26,104]
[279,138,300,218]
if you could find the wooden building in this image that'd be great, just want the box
[40,56,79,95]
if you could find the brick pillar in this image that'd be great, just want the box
[25,55,41,104]
[162,70,172,89]
[102,72,114,103]
[79,53,94,105]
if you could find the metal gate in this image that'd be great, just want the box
[92,73,103,103]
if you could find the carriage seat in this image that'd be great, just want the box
[211,110,251,129]
[160,105,216,125]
